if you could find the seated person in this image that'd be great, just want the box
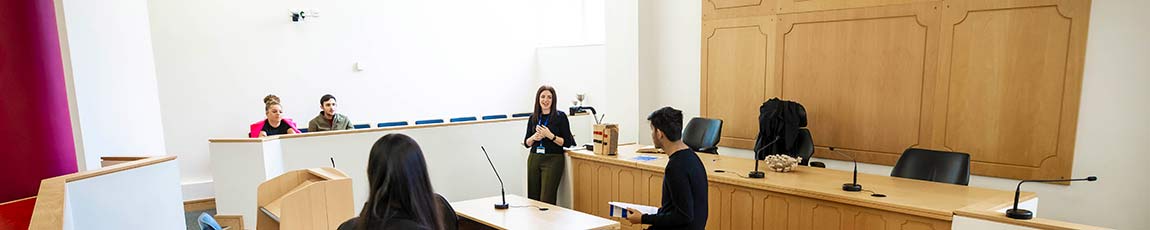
[309,94,353,131]
[338,134,458,230]
[625,107,709,230]
[249,94,301,137]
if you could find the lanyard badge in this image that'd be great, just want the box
[535,116,551,154]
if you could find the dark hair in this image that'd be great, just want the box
[320,94,337,105]
[647,106,684,142]
[357,134,444,230]
[531,85,558,120]
[263,94,281,111]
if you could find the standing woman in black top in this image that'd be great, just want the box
[338,134,458,230]
[523,85,576,205]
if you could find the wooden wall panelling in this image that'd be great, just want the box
[776,3,942,165]
[704,0,777,20]
[932,0,1090,180]
[702,16,777,149]
[616,166,643,230]
[572,160,595,214]
[777,0,941,15]
[574,157,960,230]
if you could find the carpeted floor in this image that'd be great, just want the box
[184,208,217,230]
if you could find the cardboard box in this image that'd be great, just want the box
[593,124,619,155]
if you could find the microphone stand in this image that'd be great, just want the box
[749,136,781,179]
[1006,176,1097,219]
[828,147,862,192]
[481,146,510,209]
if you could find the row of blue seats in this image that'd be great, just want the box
[297,112,533,133]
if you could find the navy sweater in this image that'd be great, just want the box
[643,148,709,230]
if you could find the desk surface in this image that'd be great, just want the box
[451,195,619,230]
[568,145,1031,221]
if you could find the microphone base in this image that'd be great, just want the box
[748,171,765,178]
[1005,209,1033,220]
[494,203,509,209]
[842,183,863,192]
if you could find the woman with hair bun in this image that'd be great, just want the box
[249,94,301,137]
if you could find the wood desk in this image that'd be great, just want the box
[568,145,1032,230]
[451,195,619,230]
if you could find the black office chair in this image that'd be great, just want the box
[683,117,723,154]
[890,148,971,185]
[792,128,827,167]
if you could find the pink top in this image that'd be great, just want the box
[249,118,302,138]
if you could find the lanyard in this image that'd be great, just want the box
[539,115,551,127]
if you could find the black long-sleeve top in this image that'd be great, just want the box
[522,111,576,154]
[643,148,709,230]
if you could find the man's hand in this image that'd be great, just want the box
[625,208,643,224]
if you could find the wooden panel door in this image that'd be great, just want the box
[777,0,941,14]
[704,0,777,20]
[932,0,1091,180]
[777,3,942,165]
[702,16,777,149]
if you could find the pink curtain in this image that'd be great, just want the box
[0,0,79,202]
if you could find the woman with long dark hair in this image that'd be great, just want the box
[522,85,576,205]
[338,134,457,230]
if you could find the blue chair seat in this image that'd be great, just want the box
[298,128,308,133]
[377,121,409,128]
[482,115,508,120]
[450,117,477,122]
[415,119,444,125]
[511,113,532,118]
[352,124,370,129]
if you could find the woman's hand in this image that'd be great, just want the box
[258,131,268,137]
[535,126,555,140]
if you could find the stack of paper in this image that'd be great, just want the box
[608,202,658,218]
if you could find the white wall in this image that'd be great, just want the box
[537,45,608,114]
[639,0,1150,228]
[605,0,642,145]
[65,160,186,230]
[637,0,701,145]
[61,0,168,171]
[147,0,545,184]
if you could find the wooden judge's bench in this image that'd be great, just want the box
[567,145,1107,230]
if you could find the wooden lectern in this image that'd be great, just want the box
[256,168,355,230]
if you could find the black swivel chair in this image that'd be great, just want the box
[683,117,723,154]
[890,148,971,185]
[792,128,828,167]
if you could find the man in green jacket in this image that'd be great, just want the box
[308,94,353,132]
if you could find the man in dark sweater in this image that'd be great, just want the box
[626,107,708,230]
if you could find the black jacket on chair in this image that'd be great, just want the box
[754,98,807,160]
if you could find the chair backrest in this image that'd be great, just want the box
[891,148,971,185]
[415,119,444,125]
[682,117,723,154]
[511,113,532,118]
[450,117,477,122]
[377,121,409,128]
[352,124,370,129]
[197,212,223,230]
[792,128,814,165]
[482,115,508,120]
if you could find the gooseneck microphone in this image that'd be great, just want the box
[1006,176,1097,220]
[749,136,781,179]
[828,147,862,192]
[481,146,510,209]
